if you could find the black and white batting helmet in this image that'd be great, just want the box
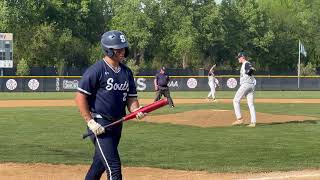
[100,30,129,58]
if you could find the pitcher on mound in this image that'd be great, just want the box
[232,52,257,127]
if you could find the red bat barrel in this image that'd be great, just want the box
[123,98,168,121]
[82,98,169,139]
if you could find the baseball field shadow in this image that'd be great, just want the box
[262,119,319,126]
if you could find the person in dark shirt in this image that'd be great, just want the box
[154,67,175,107]
[75,30,146,180]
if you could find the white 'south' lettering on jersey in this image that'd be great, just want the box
[77,60,137,119]
[105,78,129,91]
[240,61,256,85]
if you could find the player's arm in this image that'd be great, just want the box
[127,97,140,113]
[75,92,92,122]
[76,69,104,135]
[245,62,255,76]
[127,69,146,120]
[166,75,170,86]
[209,64,216,72]
[127,97,146,120]
[215,78,220,87]
[154,77,158,91]
[76,69,97,123]
[75,91,105,135]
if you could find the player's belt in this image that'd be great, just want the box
[91,112,116,121]
[159,86,168,90]
[92,113,103,119]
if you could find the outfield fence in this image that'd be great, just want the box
[0,76,319,92]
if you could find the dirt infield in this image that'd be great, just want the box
[1,98,320,180]
[140,109,318,127]
[1,163,320,180]
[0,98,320,107]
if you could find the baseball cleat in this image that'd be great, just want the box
[247,123,256,127]
[232,119,244,125]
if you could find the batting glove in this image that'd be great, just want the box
[136,112,147,120]
[87,119,105,135]
[134,107,147,120]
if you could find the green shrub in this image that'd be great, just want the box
[300,62,316,76]
[16,58,30,76]
[125,58,140,75]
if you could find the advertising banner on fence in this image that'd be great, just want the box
[0,76,319,92]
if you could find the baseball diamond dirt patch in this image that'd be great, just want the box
[138,109,318,127]
[0,98,320,107]
[0,99,320,180]
[1,163,320,180]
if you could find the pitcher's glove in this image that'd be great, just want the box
[87,119,105,135]
[247,67,255,76]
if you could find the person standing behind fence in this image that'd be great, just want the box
[154,67,175,107]
[232,52,257,127]
[206,64,219,101]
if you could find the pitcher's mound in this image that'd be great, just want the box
[140,109,318,127]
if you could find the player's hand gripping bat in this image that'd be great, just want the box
[82,98,169,139]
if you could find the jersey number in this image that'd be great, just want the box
[123,92,127,101]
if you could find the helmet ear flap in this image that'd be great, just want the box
[104,48,128,58]
[106,48,114,57]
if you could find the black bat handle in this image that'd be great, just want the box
[82,118,124,139]
[82,132,93,139]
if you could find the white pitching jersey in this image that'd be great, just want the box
[240,61,256,85]
[208,75,219,87]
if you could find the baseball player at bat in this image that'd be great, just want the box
[75,30,146,180]
[232,52,257,127]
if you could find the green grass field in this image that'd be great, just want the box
[0,90,320,100]
[0,92,319,173]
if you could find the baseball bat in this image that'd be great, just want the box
[82,98,169,139]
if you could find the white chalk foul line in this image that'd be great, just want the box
[237,173,320,180]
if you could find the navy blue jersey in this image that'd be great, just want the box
[155,73,170,87]
[78,60,137,120]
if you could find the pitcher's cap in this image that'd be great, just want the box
[237,52,247,58]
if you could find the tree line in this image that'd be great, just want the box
[0,0,319,75]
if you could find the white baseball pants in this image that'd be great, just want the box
[233,83,256,123]
[207,83,216,99]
